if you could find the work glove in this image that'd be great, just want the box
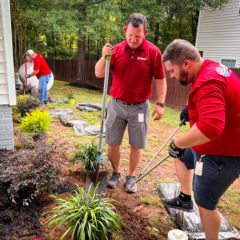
[25,74,31,78]
[180,105,189,125]
[168,141,185,158]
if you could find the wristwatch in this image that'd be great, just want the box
[156,102,165,108]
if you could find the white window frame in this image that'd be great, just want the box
[1,0,16,106]
[239,0,240,15]
[221,59,237,68]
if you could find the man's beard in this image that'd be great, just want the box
[179,70,189,86]
[180,79,188,86]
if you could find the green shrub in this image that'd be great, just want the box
[0,138,60,206]
[46,185,121,240]
[72,142,98,171]
[19,108,51,135]
[16,94,40,117]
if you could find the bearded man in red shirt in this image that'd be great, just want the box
[163,39,240,240]
[95,13,166,193]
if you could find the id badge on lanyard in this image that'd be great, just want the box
[195,155,205,176]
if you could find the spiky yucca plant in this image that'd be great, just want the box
[45,185,121,240]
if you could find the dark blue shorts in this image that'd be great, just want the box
[179,148,240,210]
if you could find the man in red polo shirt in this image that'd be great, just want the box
[95,13,166,193]
[25,49,52,104]
[163,39,240,240]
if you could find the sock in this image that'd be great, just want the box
[179,192,192,202]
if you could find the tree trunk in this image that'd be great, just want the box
[179,17,182,39]
[77,38,86,86]
[10,0,19,70]
[153,22,160,45]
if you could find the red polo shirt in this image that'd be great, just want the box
[109,39,165,104]
[188,59,240,156]
[33,53,51,79]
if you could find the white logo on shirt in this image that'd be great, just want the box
[216,64,231,77]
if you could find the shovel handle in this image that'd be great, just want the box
[95,56,111,182]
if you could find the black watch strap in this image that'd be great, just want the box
[156,102,165,108]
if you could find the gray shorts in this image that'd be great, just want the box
[106,98,150,149]
[180,148,240,210]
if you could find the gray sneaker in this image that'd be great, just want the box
[124,176,137,193]
[107,172,121,188]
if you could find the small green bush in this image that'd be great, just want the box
[19,108,51,135]
[0,138,60,206]
[46,185,121,240]
[16,94,39,117]
[72,142,98,171]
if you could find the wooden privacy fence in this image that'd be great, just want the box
[48,59,108,89]
[48,59,240,110]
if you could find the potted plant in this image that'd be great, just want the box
[67,92,76,105]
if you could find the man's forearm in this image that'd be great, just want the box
[29,70,39,77]
[174,124,210,149]
[95,57,106,78]
[155,78,167,103]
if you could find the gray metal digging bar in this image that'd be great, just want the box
[95,55,111,183]
[136,119,185,182]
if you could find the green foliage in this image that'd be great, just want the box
[0,138,60,206]
[11,0,230,65]
[16,94,40,117]
[19,108,51,135]
[67,92,76,105]
[46,185,121,240]
[72,142,98,171]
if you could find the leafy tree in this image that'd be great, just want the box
[10,0,229,69]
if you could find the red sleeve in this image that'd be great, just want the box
[33,56,40,71]
[152,49,165,79]
[194,80,226,139]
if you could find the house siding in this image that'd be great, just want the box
[0,2,9,104]
[0,105,14,150]
[195,0,240,68]
[0,1,14,150]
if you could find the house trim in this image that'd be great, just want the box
[195,10,202,46]
[1,0,16,106]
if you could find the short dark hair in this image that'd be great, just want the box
[127,13,148,29]
[162,39,201,64]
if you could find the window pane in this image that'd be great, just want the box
[221,59,236,68]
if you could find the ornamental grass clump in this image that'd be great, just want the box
[19,108,51,136]
[46,185,121,240]
[72,142,98,172]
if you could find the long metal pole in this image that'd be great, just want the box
[137,119,185,180]
[95,56,110,182]
[136,155,170,183]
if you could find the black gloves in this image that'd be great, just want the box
[25,74,31,78]
[168,141,185,158]
[180,105,189,125]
